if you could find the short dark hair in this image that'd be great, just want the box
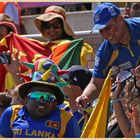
[0,92,12,109]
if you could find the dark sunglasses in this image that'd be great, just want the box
[42,22,62,30]
[27,91,56,102]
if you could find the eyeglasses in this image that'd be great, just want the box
[42,22,62,30]
[27,91,56,102]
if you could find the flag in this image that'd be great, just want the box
[0,33,93,91]
[50,38,93,69]
[0,32,51,91]
[81,69,112,138]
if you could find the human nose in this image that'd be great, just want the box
[39,96,46,104]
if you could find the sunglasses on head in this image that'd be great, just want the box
[42,22,62,30]
[27,91,56,102]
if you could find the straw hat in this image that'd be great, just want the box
[0,13,13,22]
[0,13,18,34]
[34,5,75,37]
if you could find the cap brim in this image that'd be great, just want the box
[92,17,112,32]
[18,81,64,105]
[92,24,107,32]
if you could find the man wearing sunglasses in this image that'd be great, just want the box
[0,81,81,138]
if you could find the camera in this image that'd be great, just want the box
[0,53,11,64]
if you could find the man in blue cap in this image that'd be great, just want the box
[76,3,140,109]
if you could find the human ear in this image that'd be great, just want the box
[117,15,124,25]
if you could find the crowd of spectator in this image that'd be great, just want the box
[0,2,140,138]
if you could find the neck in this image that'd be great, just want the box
[120,22,131,46]
[68,98,77,113]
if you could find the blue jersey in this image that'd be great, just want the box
[0,105,81,138]
[93,18,140,78]
[73,111,85,130]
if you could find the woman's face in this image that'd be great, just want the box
[0,25,9,41]
[42,18,65,41]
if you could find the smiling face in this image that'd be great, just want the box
[0,25,10,41]
[99,15,126,44]
[41,18,66,41]
[26,86,58,119]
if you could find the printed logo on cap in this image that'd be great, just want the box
[108,7,117,16]
[73,77,78,82]
[94,14,100,22]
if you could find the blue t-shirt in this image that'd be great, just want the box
[93,18,140,78]
[73,111,85,130]
[0,105,81,138]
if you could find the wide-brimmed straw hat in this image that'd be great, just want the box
[34,5,75,37]
[0,13,18,34]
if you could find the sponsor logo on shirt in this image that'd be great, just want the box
[118,61,132,70]
[45,120,59,129]
[94,56,100,66]
[13,128,56,137]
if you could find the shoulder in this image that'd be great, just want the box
[96,40,115,60]
[60,108,73,118]
[97,40,114,54]
[1,106,13,116]
[125,17,140,23]
[125,18,140,29]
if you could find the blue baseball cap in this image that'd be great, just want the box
[92,3,120,31]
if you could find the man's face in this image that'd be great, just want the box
[99,16,124,44]
[62,85,82,100]
[26,86,57,119]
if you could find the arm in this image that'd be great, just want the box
[111,82,135,137]
[76,77,104,108]
[0,107,13,137]
[128,106,140,135]
[4,55,24,85]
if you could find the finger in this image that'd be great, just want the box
[75,99,83,108]
[14,52,19,61]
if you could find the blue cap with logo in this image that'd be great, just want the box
[92,3,120,31]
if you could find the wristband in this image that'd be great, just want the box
[110,99,121,104]
[135,134,140,138]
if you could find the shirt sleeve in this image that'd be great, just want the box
[0,106,13,137]
[93,40,113,78]
[64,116,81,137]
[73,111,84,130]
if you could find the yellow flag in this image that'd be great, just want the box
[81,69,112,138]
